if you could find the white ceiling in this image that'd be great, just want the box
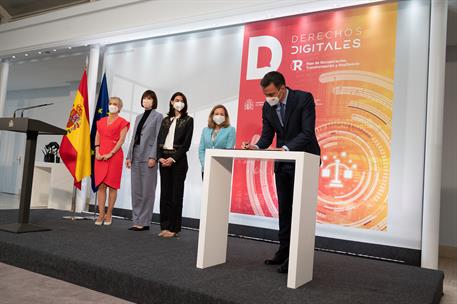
[6,52,88,92]
[0,0,89,22]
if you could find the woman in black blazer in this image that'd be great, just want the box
[157,92,193,238]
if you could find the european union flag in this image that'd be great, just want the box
[90,73,109,193]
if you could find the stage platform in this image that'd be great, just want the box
[0,209,443,304]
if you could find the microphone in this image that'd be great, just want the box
[13,103,54,118]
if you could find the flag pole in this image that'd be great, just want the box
[63,187,86,220]
[93,191,98,220]
[60,67,92,221]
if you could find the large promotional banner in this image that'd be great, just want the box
[232,2,398,231]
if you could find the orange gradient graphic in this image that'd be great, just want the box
[232,2,398,230]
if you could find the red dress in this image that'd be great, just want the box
[95,116,130,189]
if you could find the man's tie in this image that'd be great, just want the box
[279,102,285,126]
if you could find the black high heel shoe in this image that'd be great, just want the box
[264,255,287,265]
[132,226,150,231]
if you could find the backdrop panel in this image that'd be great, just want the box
[102,1,431,250]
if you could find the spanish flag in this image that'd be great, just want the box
[60,69,91,189]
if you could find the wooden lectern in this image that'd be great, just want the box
[0,118,66,233]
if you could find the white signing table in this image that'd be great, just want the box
[196,149,320,289]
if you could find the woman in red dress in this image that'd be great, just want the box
[94,97,130,225]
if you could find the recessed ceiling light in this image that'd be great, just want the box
[12,55,16,59]
[68,47,72,49]
[53,49,57,52]
[25,54,29,56]
[38,51,42,54]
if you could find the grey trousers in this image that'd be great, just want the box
[131,150,158,226]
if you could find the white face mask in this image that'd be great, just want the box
[265,96,279,107]
[173,101,185,112]
[143,98,153,109]
[213,115,225,125]
[109,105,119,114]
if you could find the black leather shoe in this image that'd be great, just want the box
[132,226,150,231]
[264,256,286,265]
[277,259,289,273]
[128,227,135,230]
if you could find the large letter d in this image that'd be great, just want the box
[246,36,282,80]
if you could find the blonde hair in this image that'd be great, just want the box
[109,97,123,111]
[208,105,230,129]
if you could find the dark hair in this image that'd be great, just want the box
[167,92,188,117]
[260,71,286,89]
[208,105,230,129]
[141,90,158,109]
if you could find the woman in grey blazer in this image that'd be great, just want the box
[125,90,163,231]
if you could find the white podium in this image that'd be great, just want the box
[31,161,73,210]
[196,149,320,289]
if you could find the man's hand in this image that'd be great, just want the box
[126,159,132,168]
[241,142,259,150]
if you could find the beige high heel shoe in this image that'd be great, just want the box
[103,215,112,226]
[94,215,104,226]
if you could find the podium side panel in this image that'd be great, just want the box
[48,164,74,211]
[288,154,320,288]
[197,155,233,268]
[31,166,51,208]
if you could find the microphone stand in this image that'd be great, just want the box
[13,103,54,118]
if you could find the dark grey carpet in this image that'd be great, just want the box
[0,209,443,304]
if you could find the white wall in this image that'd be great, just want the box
[99,1,433,251]
[0,54,86,194]
[102,26,244,218]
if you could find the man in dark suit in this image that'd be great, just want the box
[242,71,320,273]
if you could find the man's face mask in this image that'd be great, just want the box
[265,96,280,107]
[265,86,283,107]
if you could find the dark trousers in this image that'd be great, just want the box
[159,155,188,233]
[274,165,295,259]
